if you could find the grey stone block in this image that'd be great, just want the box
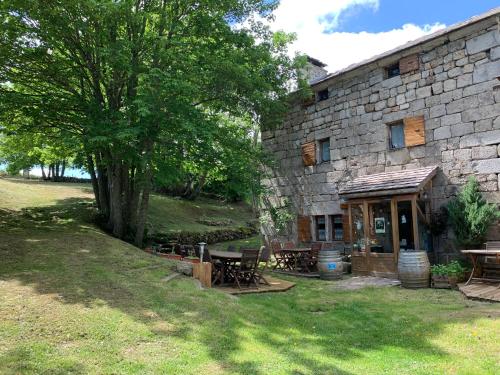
[472,158,500,174]
[416,86,432,99]
[434,126,451,140]
[442,113,462,126]
[472,146,498,160]
[451,122,474,137]
[459,129,500,148]
[473,61,500,84]
[466,30,500,55]
[443,79,456,92]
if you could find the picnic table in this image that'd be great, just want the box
[280,248,311,271]
[461,249,500,285]
[210,250,242,285]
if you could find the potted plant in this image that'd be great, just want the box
[431,261,467,289]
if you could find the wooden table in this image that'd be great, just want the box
[210,250,242,285]
[280,248,311,271]
[461,249,500,285]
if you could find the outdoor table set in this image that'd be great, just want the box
[271,241,321,273]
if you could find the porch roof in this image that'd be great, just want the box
[338,166,438,199]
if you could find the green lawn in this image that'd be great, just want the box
[0,178,499,374]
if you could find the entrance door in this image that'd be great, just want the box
[397,200,415,251]
[367,200,396,277]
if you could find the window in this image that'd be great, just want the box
[331,215,344,240]
[317,88,329,101]
[386,62,400,78]
[388,116,426,150]
[319,138,330,162]
[315,216,326,241]
[389,122,405,149]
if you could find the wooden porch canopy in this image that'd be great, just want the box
[338,166,439,278]
[338,166,438,199]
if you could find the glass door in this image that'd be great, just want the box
[397,200,415,250]
[367,200,393,254]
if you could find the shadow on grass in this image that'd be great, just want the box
[0,198,496,374]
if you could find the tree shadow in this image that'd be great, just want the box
[0,197,498,373]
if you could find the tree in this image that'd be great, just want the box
[0,0,297,245]
[447,177,500,248]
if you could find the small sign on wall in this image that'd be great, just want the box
[375,217,386,234]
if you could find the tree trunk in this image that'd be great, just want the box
[40,163,47,179]
[55,162,60,179]
[107,160,124,238]
[95,153,110,217]
[86,154,100,210]
[61,160,66,178]
[134,167,152,247]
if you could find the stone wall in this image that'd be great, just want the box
[261,15,500,258]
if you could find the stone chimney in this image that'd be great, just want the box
[299,56,328,84]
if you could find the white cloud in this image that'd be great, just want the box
[268,0,445,73]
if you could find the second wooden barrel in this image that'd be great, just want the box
[397,250,430,288]
[318,249,343,280]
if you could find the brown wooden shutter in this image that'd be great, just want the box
[297,215,312,242]
[301,142,316,166]
[342,214,350,242]
[404,116,425,147]
[399,54,419,74]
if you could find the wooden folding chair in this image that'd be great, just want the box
[255,246,271,285]
[229,248,260,289]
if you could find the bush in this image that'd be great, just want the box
[447,177,500,248]
[148,226,258,246]
[431,260,467,277]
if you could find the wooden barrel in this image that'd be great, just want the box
[397,250,430,288]
[318,249,343,280]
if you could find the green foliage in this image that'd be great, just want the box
[431,260,467,276]
[266,198,295,234]
[447,177,500,248]
[0,0,298,242]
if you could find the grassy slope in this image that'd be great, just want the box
[0,177,255,235]
[147,195,254,235]
[0,178,499,374]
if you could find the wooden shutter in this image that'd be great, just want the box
[301,142,316,166]
[399,54,419,74]
[297,215,312,242]
[342,214,351,242]
[404,116,425,147]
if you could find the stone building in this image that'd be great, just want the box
[261,8,500,276]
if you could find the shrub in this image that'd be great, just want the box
[447,177,500,248]
[431,261,467,277]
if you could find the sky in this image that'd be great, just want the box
[268,0,500,73]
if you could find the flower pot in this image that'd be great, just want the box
[447,275,458,288]
[431,274,450,289]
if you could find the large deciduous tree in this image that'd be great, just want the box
[0,0,296,245]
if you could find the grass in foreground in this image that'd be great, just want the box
[0,178,499,374]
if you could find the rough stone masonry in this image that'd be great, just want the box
[261,9,500,259]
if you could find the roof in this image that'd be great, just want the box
[312,7,500,87]
[339,166,438,199]
[307,55,327,68]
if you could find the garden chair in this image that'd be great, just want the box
[255,246,271,285]
[271,239,287,270]
[299,242,321,272]
[228,248,260,289]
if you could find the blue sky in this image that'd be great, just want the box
[335,0,500,33]
[268,0,499,72]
